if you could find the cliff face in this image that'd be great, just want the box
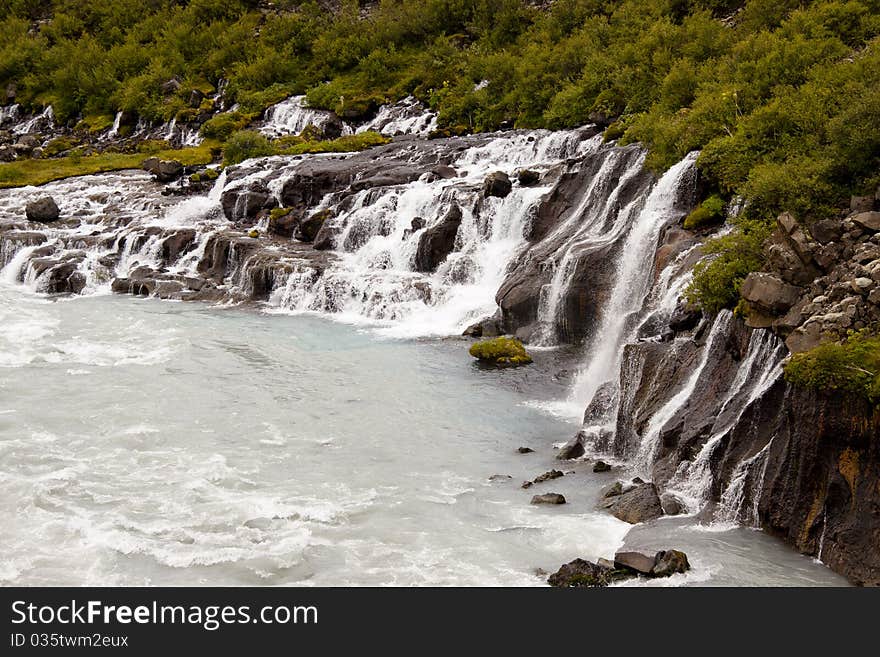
[606,313,879,585]
[757,386,880,586]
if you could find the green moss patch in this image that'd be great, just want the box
[469,337,533,366]
[784,332,880,405]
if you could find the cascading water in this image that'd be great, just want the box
[356,96,438,137]
[0,104,20,127]
[566,152,699,415]
[12,105,54,135]
[260,96,353,138]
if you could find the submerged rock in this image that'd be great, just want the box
[531,493,566,505]
[533,469,564,484]
[468,336,533,366]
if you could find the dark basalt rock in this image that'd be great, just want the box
[547,559,610,587]
[592,460,611,473]
[25,196,60,223]
[533,470,564,484]
[557,435,585,460]
[221,182,274,223]
[414,204,462,272]
[269,209,301,238]
[531,493,566,505]
[160,229,196,264]
[296,210,330,243]
[613,551,656,575]
[483,171,512,198]
[517,447,535,454]
[652,550,690,577]
[516,169,540,186]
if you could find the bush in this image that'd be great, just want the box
[222,130,275,166]
[683,194,726,230]
[784,332,880,404]
[200,111,254,140]
[686,217,772,314]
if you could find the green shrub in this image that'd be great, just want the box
[200,112,254,140]
[469,337,533,366]
[686,217,772,314]
[784,332,880,404]
[222,130,275,166]
[683,194,726,230]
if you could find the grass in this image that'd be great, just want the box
[0,141,221,188]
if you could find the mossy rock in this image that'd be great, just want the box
[469,337,533,366]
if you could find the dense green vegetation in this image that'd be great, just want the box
[785,332,880,404]
[2,1,879,312]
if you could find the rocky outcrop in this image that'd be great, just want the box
[483,171,512,198]
[414,204,462,272]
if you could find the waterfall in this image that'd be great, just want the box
[260,96,353,138]
[715,440,773,527]
[104,111,123,140]
[356,97,437,137]
[664,329,786,511]
[12,105,54,135]
[567,152,699,412]
[0,104,20,127]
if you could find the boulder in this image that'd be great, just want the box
[652,550,690,577]
[557,435,585,460]
[296,210,330,242]
[483,171,512,198]
[608,483,663,524]
[810,219,844,244]
[852,212,880,232]
[414,204,462,272]
[25,196,60,223]
[592,460,611,473]
[850,196,876,213]
[531,493,566,505]
[660,493,684,516]
[462,311,502,338]
[740,273,802,314]
[516,169,541,187]
[221,183,272,223]
[547,559,609,587]
[468,336,532,366]
[601,481,623,498]
[668,302,701,332]
[517,447,534,454]
[268,209,301,238]
[614,551,656,575]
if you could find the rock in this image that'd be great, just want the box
[296,210,330,242]
[660,493,684,516]
[851,277,873,294]
[468,336,532,366]
[516,169,540,186]
[160,229,196,264]
[592,460,611,473]
[462,311,503,338]
[144,159,184,183]
[414,204,462,272]
[741,273,802,314]
[160,78,182,95]
[652,550,690,577]
[668,303,701,332]
[0,144,15,161]
[247,229,260,239]
[402,217,426,239]
[632,477,644,484]
[533,470,564,483]
[851,196,876,213]
[608,483,663,524]
[221,182,273,222]
[268,209,300,237]
[25,196,60,222]
[602,481,623,498]
[521,481,533,489]
[852,211,880,232]
[810,219,844,244]
[596,558,616,570]
[483,171,512,198]
[517,447,534,454]
[547,559,609,587]
[614,551,656,575]
[557,435,585,460]
[488,474,511,482]
[531,493,566,505]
